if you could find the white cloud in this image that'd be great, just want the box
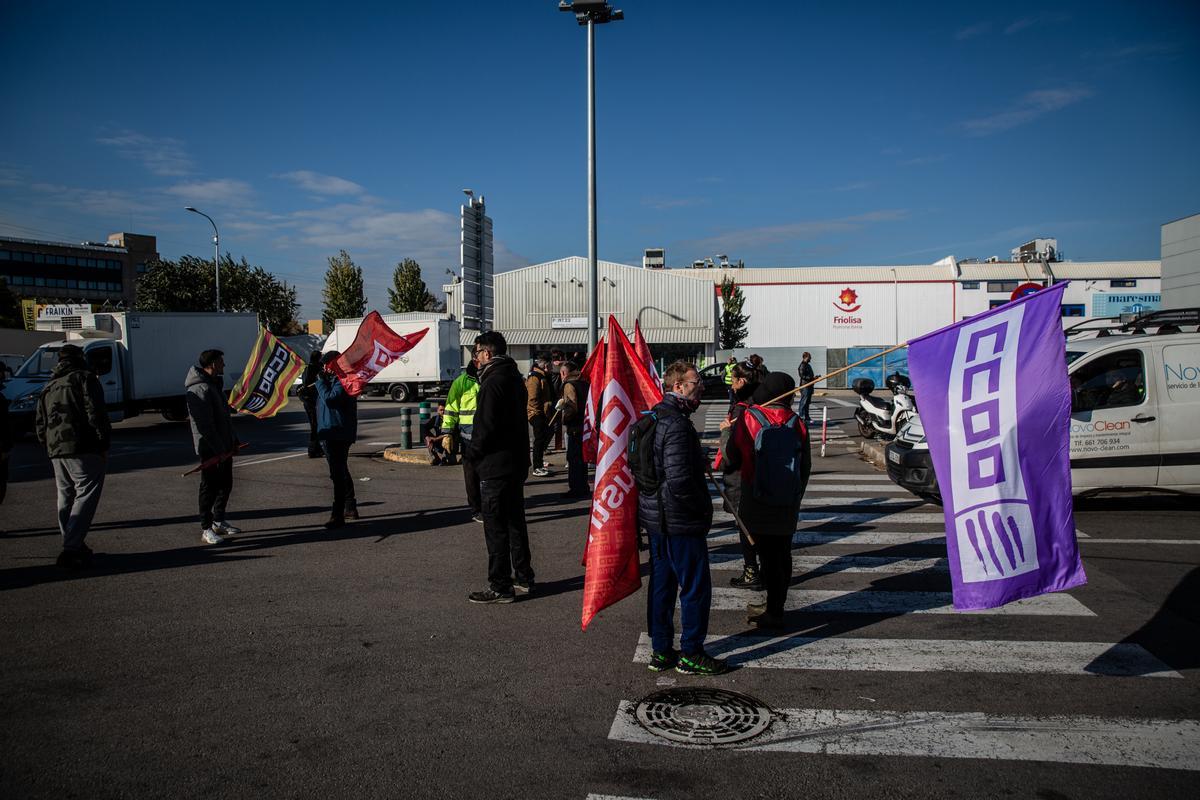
[276,170,365,196]
[899,154,947,167]
[954,21,991,41]
[26,181,158,216]
[642,196,708,210]
[961,87,1093,136]
[96,130,194,176]
[683,210,909,252]
[833,181,873,192]
[1004,18,1034,35]
[163,178,255,206]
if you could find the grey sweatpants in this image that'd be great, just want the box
[51,454,106,551]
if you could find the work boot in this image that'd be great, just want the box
[344,502,359,521]
[730,565,762,590]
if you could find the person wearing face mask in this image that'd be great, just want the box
[185,349,240,545]
[713,361,761,590]
[639,360,728,676]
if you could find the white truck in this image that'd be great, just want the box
[3,311,260,433]
[322,315,461,402]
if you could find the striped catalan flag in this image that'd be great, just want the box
[228,327,304,419]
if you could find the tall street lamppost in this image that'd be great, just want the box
[560,0,623,353]
[185,206,221,312]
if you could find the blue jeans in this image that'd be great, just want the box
[798,387,814,423]
[647,534,712,655]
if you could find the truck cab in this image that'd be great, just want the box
[3,339,124,432]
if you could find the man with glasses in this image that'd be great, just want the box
[639,360,728,676]
[464,332,535,604]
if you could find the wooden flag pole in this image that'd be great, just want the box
[706,466,756,547]
[762,342,910,407]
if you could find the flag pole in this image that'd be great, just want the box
[763,342,909,407]
[181,442,249,477]
[706,466,756,547]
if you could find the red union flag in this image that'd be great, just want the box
[582,316,663,630]
[632,320,661,386]
[579,338,607,464]
[330,311,428,396]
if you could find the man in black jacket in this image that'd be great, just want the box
[465,331,534,604]
[639,360,728,676]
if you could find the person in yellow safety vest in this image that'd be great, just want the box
[444,357,482,522]
[723,356,737,406]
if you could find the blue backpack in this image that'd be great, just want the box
[746,407,803,507]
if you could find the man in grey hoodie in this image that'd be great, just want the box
[185,349,240,544]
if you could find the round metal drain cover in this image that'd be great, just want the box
[634,687,772,746]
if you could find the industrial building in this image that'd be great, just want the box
[0,232,158,310]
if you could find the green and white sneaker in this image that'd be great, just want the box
[647,649,679,672]
[676,651,730,676]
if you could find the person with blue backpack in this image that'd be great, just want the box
[720,371,812,629]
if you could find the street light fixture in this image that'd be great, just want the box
[184,206,221,313]
[559,0,623,352]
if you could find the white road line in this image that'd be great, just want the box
[709,529,946,546]
[1079,539,1200,545]
[709,553,948,574]
[233,451,309,468]
[586,795,657,800]
[793,511,948,524]
[823,396,860,408]
[607,703,1200,769]
[809,474,894,481]
[801,485,912,493]
[631,633,1178,678]
[709,587,1094,616]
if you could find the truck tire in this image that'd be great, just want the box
[161,407,189,422]
[389,383,413,403]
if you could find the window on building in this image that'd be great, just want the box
[22,251,34,262]
[34,253,46,263]
[961,281,980,289]
[1071,349,1145,412]
[1110,279,1137,288]
[989,299,1009,309]
[1061,304,1085,317]
[68,280,78,289]
[35,277,45,286]
[986,280,1019,293]
[0,250,9,260]
[136,262,146,274]
[67,257,77,266]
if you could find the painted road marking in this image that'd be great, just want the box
[709,529,946,546]
[801,484,912,493]
[709,587,1095,616]
[606,703,1200,769]
[632,633,1178,678]
[232,451,309,468]
[714,510,947,525]
[809,474,894,481]
[1079,538,1200,545]
[709,553,949,574]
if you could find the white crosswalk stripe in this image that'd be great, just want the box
[713,495,931,507]
[709,529,947,546]
[607,704,1200,770]
[631,633,1178,677]
[709,587,1095,616]
[709,552,948,574]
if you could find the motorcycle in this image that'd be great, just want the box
[853,372,915,440]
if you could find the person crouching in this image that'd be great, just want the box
[315,351,359,528]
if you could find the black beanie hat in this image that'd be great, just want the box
[752,371,795,405]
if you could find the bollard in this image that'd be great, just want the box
[418,401,431,427]
[820,405,827,459]
[400,407,413,449]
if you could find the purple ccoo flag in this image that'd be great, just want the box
[907,282,1086,610]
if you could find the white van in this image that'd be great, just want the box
[886,317,1200,498]
[1065,330,1200,493]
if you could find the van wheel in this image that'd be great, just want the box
[389,383,412,403]
[161,406,188,422]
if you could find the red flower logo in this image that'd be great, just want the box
[834,287,861,312]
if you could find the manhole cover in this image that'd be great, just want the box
[634,687,772,746]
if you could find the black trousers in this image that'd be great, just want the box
[462,452,481,514]
[739,529,759,571]
[565,427,587,494]
[480,475,533,593]
[199,457,234,530]
[302,398,322,454]
[755,534,793,616]
[530,416,550,468]
[324,440,356,515]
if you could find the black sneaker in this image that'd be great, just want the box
[729,566,762,590]
[468,588,515,604]
[513,580,534,596]
[647,649,679,672]
[676,651,730,676]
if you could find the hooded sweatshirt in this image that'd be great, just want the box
[185,365,236,457]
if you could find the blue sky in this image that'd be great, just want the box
[2,1,1197,319]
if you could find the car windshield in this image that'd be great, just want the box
[14,348,60,378]
[1065,350,1085,365]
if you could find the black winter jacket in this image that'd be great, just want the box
[466,355,531,480]
[637,399,713,537]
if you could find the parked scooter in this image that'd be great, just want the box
[853,372,915,439]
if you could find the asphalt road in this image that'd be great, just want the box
[1,396,1198,799]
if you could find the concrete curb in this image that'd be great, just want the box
[382,446,435,465]
[860,438,888,469]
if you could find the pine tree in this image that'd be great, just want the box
[387,258,435,313]
[322,249,367,328]
[719,276,750,349]
[0,277,22,328]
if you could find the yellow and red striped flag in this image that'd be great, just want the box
[228,327,303,419]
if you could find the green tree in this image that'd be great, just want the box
[0,277,22,328]
[135,254,300,334]
[718,276,749,349]
[322,249,367,328]
[387,258,435,313]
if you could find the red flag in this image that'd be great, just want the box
[579,338,606,464]
[582,316,663,630]
[632,320,661,386]
[330,312,428,397]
